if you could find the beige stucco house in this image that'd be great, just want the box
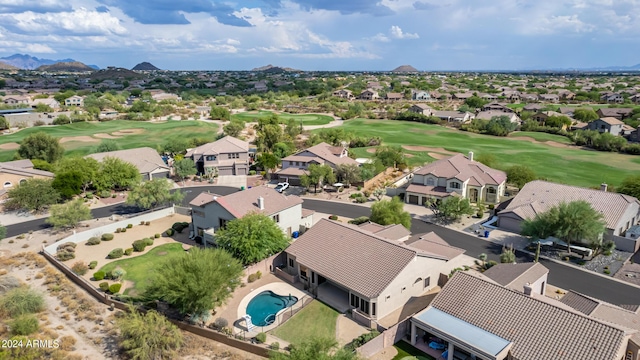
[276,142,359,185]
[0,159,54,197]
[185,136,250,176]
[405,152,506,205]
[86,147,170,180]
[64,95,84,107]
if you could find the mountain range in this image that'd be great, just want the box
[0,54,99,70]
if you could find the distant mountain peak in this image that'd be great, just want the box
[132,62,160,71]
[251,64,300,72]
[392,65,419,72]
[0,53,99,70]
[36,61,94,72]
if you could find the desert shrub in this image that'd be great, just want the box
[93,271,105,281]
[345,330,380,351]
[247,274,257,283]
[121,228,126,233]
[58,335,76,351]
[0,288,45,317]
[165,228,174,236]
[255,332,267,343]
[10,314,39,335]
[132,240,147,252]
[145,221,150,226]
[143,238,154,246]
[115,228,121,233]
[363,190,371,198]
[56,250,75,261]
[140,221,146,225]
[109,283,122,294]
[328,215,338,220]
[101,233,114,241]
[89,261,98,269]
[348,216,370,225]
[108,248,124,259]
[71,262,88,275]
[111,269,125,281]
[488,204,495,210]
[214,317,228,329]
[354,196,367,203]
[349,193,362,199]
[255,271,262,279]
[249,170,256,175]
[99,282,109,292]
[126,224,133,229]
[154,233,161,238]
[271,342,280,350]
[85,193,93,199]
[86,237,101,246]
[604,269,611,274]
[56,242,77,252]
[99,190,111,198]
[124,248,133,256]
[171,222,185,232]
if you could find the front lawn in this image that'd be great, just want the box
[392,340,436,360]
[97,243,185,297]
[270,300,339,345]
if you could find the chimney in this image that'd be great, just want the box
[258,196,264,210]
[523,283,533,296]
[600,183,608,192]
[468,151,474,162]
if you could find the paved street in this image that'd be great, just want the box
[7,185,640,305]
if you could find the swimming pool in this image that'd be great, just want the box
[246,290,298,326]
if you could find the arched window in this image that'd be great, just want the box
[3,181,12,188]
[19,178,27,185]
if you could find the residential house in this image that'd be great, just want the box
[501,90,521,102]
[151,93,182,101]
[481,102,514,113]
[482,262,548,295]
[497,180,640,251]
[408,104,434,116]
[520,93,539,102]
[531,111,570,126]
[358,89,379,101]
[0,160,54,197]
[284,219,465,322]
[385,93,403,101]
[557,89,575,100]
[631,94,640,104]
[64,95,84,107]
[628,126,640,142]
[86,147,170,180]
[431,92,452,101]
[333,89,355,100]
[185,136,250,176]
[453,92,474,101]
[601,92,624,103]
[538,94,559,102]
[480,93,498,102]
[522,104,544,113]
[404,152,506,205]
[410,271,631,360]
[3,96,30,105]
[587,117,625,136]
[29,97,60,110]
[432,111,474,123]
[475,110,520,123]
[411,90,431,101]
[276,142,358,185]
[189,186,312,242]
[597,108,634,121]
[557,107,576,117]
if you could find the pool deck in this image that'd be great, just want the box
[236,282,307,333]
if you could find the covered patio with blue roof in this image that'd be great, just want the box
[410,307,513,360]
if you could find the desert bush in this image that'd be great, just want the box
[107,248,124,259]
[93,271,105,281]
[115,228,121,233]
[126,224,133,229]
[58,335,76,351]
[10,314,39,335]
[132,240,147,252]
[255,332,267,344]
[71,262,88,276]
[56,250,75,261]
[0,287,45,317]
[354,196,367,203]
[271,342,280,350]
[101,233,114,241]
[124,248,133,256]
[99,282,109,292]
[328,215,338,220]
[88,261,98,269]
[56,242,77,252]
[140,221,145,225]
[121,228,126,233]
[348,216,370,225]
[145,221,150,226]
[214,317,228,329]
[109,283,122,294]
[143,238,154,246]
[154,233,161,238]
[247,274,257,283]
[86,237,101,246]
[165,228,174,236]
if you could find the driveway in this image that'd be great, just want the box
[216,175,247,188]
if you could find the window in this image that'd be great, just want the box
[449,182,460,189]
[289,258,294,267]
[227,153,239,159]
[197,228,204,236]
[3,181,12,189]
[424,277,431,288]
[300,269,307,279]
[312,272,316,284]
[351,294,359,307]
[372,303,376,317]
[273,214,280,223]
[360,299,369,314]
[487,187,496,194]
[205,155,217,161]
[426,178,435,186]
[219,218,229,228]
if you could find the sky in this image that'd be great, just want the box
[0,0,639,71]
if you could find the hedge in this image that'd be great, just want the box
[99,282,109,292]
[143,238,154,246]
[107,248,124,259]
[124,248,133,256]
[132,240,147,252]
[93,271,105,281]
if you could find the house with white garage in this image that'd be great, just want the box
[185,136,250,176]
[189,186,313,243]
[404,152,506,205]
[276,142,359,185]
[283,219,465,325]
[86,147,170,180]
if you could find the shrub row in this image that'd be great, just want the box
[348,216,370,225]
[139,221,151,226]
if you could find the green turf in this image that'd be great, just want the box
[270,300,339,345]
[231,110,333,125]
[508,131,572,144]
[325,119,640,188]
[98,243,185,296]
[392,340,436,360]
[0,120,218,161]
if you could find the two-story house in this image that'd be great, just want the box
[481,102,514,113]
[276,142,359,185]
[597,108,634,121]
[358,89,379,101]
[185,136,250,176]
[587,117,625,136]
[408,104,434,116]
[189,186,313,243]
[404,152,506,205]
[411,90,431,101]
[64,95,84,107]
[333,89,355,100]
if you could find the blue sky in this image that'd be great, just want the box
[0,0,639,70]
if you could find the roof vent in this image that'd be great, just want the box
[600,183,608,192]
[468,151,474,162]
[523,282,533,296]
[258,196,264,210]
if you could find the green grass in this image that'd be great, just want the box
[0,120,218,161]
[231,110,333,125]
[325,119,640,188]
[270,300,339,345]
[508,131,572,144]
[98,243,184,296]
[392,340,436,360]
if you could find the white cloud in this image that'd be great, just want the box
[24,43,56,53]
[516,14,595,35]
[389,25,419,39]
[0,7,127,35]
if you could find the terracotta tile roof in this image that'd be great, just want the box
[498,180,639,231]
[430,272,630,360]
[482,262,548,292]
[358,222,410,241]
[284,142,358,167]
[189,186,303,218]
[0,159,54,178]
[285,219,417,298]
[405,184,453,197]
[404,232,466,260]
[414,153,506,186]
[86,147,169,174]
[185,136,249,158]
[559,291,601,315]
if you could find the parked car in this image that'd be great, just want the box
[274,182,289,193]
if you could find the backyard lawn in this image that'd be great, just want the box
[392,340,436,360]
[270,300,339,345]
[0,120,218,161]
[231,110,333,125]
[98,243,184,297]
[331,119,640,188]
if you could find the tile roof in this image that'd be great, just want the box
[0,159,54,178]
[86,147,169,174]
[285,219,417,298]
[559,291,600,315]
[475,110,517,121]
[498,180,639,230]
[597,117,625,126]
[189,186,302,218]
[429,272,630,360]
[283,142,358,167]
[357,222,411,241]
[275,167,308,176]
[185,136,249,158]
[482,262,548,291]
[404,232,466,260]
[414,153,507,186]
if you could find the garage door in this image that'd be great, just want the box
[218,167,233,176]
[497,216,523,233]
[408,195,419,204]
[152,171,169,179]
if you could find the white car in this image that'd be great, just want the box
[274,182,290,193]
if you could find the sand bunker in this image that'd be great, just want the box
[366,148,377,154]
[0,142,20,150]
[93,133,120,139]
[402,146,457,155]
[508,136,572,149]
[59,136,100,144]
[112,128,145,136]
[427,152,449,160]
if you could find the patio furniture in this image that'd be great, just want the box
[429,341,446,350]
[441,350,448,359]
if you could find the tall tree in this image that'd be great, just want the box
[46,198,92,229]
[435,197,474,222]
[210,105,230,120]
[335,164,362,186]
[144,247,243,317]
[95,140,121,153]
[370,196,411,229]
[17,132,64,163]
[573,108,599,122]
[173,158,197,183]
[55,157,100,192]
[94,157,141,191]
[5,178,60,213]
[374,146,407,169]
[116,306,184,360]
[126,179,184,210]
[216,212,290,265]
[618,175,640,199]
[256,152,280,179]
[300,164,335,192]
[506,165,537,189]
[223,121,244,137]
[51,170,83,199]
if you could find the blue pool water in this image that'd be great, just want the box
[246,290,298,326]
